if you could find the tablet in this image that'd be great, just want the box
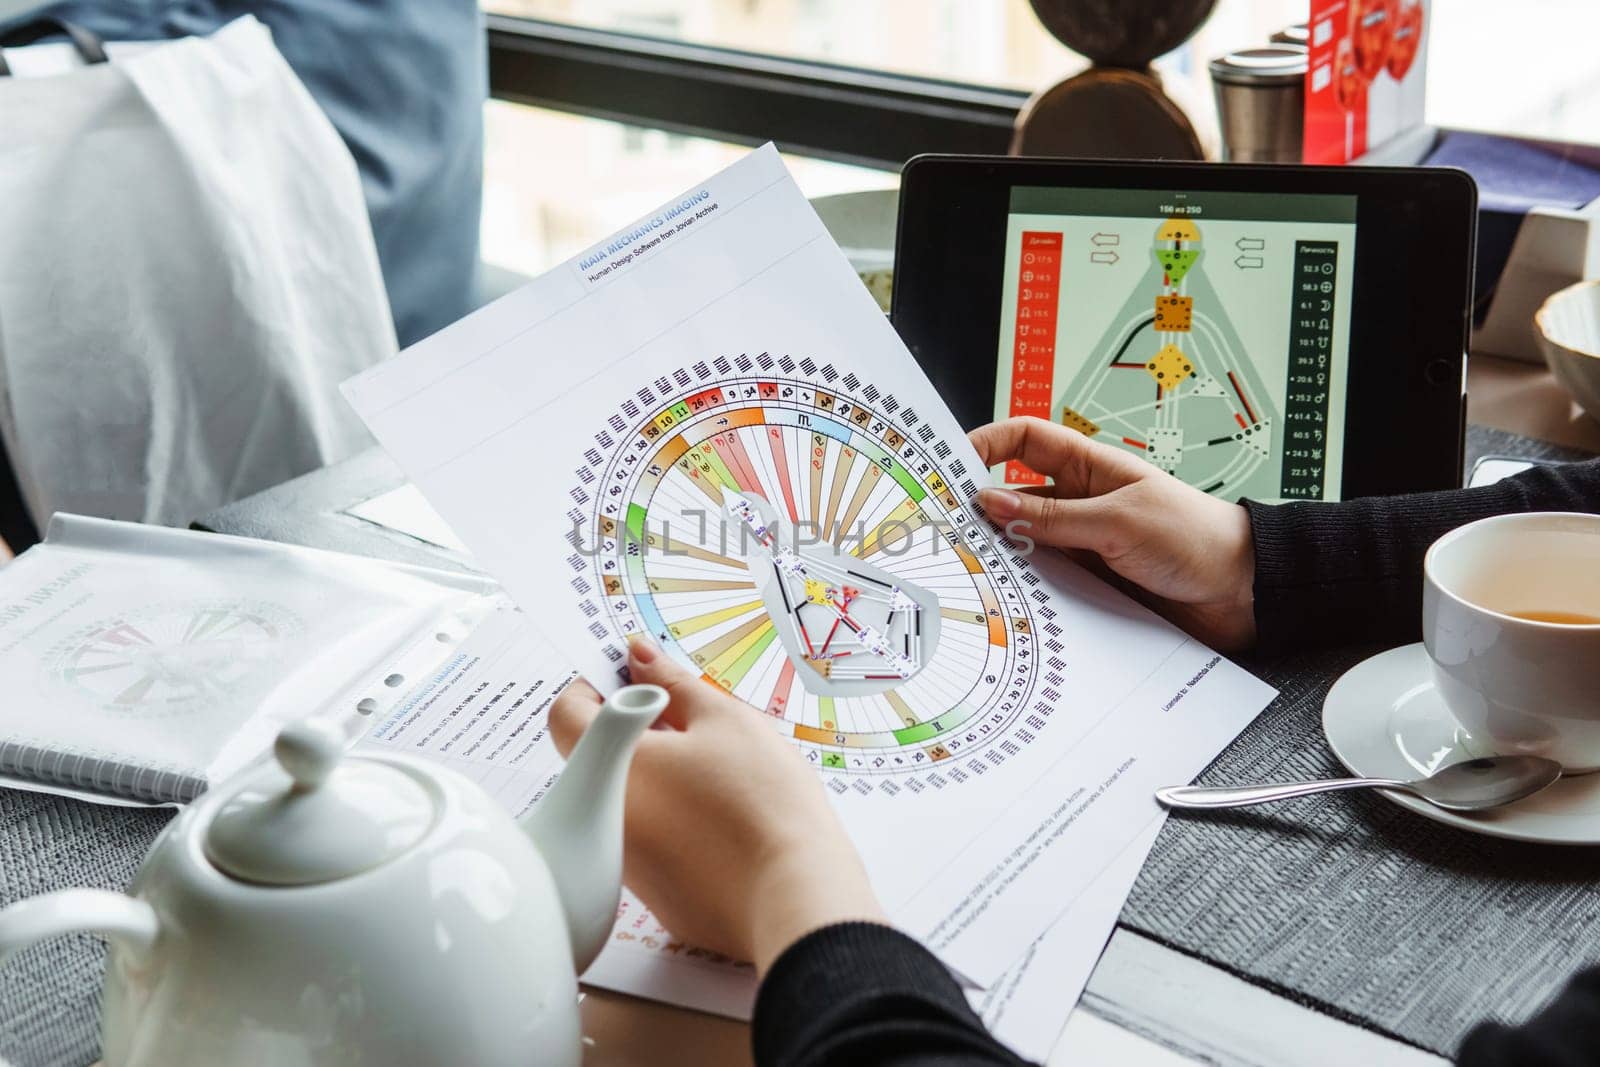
[891,157,1477,501]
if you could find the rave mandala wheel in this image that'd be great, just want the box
[564,354,1068,790]
[46,600,303,717]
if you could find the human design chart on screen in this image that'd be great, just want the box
[996,187,1357,501]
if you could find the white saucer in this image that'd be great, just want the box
[1322,642,1600,845]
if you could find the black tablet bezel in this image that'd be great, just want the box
[890,155,1477,500]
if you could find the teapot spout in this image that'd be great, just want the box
[521,683,667,973]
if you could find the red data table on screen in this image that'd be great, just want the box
[1006,231,1063,485]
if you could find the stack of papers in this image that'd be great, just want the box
[341,145,1273,1058]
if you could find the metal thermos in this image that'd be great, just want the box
[1208,45,1307,163]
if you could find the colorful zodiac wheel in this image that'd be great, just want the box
[565,357,1068,783]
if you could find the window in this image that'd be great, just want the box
[486,1,1600,147]
[1425,0,1599,145]
[481,2,1600,281]
[485,0,1075,87]
[481,101,896,278]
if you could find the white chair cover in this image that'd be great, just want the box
[0,16,394,528]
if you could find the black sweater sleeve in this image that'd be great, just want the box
[1242,458,1600,655]
[753,923,1030,1067]
[754,925,1600,1067]
[1457,967,1600,1066]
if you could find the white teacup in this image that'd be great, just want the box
[1423,512,1600,772]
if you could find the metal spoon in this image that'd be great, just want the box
[1155,755,1563,813]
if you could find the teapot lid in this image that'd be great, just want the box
[204,719,433,886]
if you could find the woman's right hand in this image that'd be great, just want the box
[971,417,1258,651]
[549,638,886,975]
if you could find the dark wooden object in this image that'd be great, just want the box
[1012,0,1216,161]
[1011,67,1204,159]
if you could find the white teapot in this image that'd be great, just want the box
[0,684,669,1066]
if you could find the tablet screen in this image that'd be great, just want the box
[995,187,1357,501]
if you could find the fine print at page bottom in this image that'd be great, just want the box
[360,602,1165,1059]
[970,818,1165,1060]
[342,143,1274,987]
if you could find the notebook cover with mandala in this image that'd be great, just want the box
[0,514,497,805]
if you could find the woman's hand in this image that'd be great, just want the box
[971,417,1257,651]
[549,638,885,975]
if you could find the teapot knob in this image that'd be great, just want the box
[274,720,345,792]
[207,719,431,885]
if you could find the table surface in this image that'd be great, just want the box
[183,352,1592,1067]
[1463,352,1600,454]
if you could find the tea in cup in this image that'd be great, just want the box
[1422,512,1600,772]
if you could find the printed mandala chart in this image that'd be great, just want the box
[578,361,1047,789]
[344,145,1273,986]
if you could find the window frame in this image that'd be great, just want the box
[485,14,1030,171]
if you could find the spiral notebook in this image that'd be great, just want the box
[0,514,497,805]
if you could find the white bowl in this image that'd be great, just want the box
[810,189,899,312]
[1535,279,1600,424]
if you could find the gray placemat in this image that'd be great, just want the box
[0,793,168,1067]
[1121,644,1600,1058]
[1121,425,1600,1058]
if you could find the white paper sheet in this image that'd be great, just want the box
[972,819,1164,1060]
[346,483,471,554]
[342,144,1274,986]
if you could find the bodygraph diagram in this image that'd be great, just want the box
[1053,218,1280,496]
